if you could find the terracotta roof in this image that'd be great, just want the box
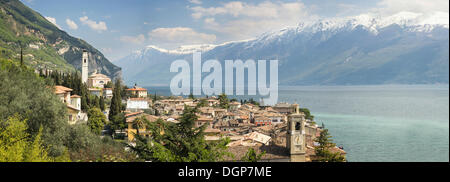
[70,95,81,98]
[125,111,144,117]
[54,85,73,94]
[126,87,147,91]
[197,116,214,122]
[128,98,148,101]
[126,113,161,123]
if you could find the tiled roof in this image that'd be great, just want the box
[54,85,73,94]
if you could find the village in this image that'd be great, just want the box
[49,50,346,162]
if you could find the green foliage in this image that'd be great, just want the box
[109,79,122,120]
[99,96,105,111]
[110,113,126,132]
[299,108,314,120]
[66,124,137,162]
[188,92,195,99]
[0,58,69,157]
[314,125,345,162]
[197,98,208,107]
[129,106,231,162]
[87,107,106,135]
[0,115,51,162]
[0,0,121,79]
[218,93,229,109]
[241,148,266,162]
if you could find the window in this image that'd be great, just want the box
[84,59,86,63]
[295,122,301,131]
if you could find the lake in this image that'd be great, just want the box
[145,85,449,162]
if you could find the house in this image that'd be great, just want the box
[126,85,148,98]
[87,70,111,88]
[254,116,272,126]
[273,103,297,114]
[103,88,113,99]
[54,85,87,124]
[125,112,160,142]
[126,98,149,111]
[229,101,241,111]
[88,88,102,97]
[195,115,214,129]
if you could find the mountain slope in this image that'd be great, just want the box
[0,0,121,80]
[116,12,449,86]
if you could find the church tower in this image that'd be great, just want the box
[287,104,306,162]
[82,50,89,84]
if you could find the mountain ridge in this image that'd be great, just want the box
[117,11,449,86]
[0,0,121,80]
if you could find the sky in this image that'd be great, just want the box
[21,0,449,62]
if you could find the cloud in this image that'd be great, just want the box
[148,27,216,46]
[120,34,146,44]
[79,16,107,32]
[374,0,449,15]
[188,0,202,5]
[45,16,61,29]
[191,1,311,40]
[65,19,78,30]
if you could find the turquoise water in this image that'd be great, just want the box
[145,85,449,162]
[278,85,449,162]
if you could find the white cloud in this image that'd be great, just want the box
[374,0,449,15]
[188,0,202,5]
[45,16,61,29]
[120,34,146,44]
[65,19,78,30]
[191,1,311,40]
[79,16,107,32]
[148,27,216,46]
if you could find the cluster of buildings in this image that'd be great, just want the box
[53,50,113,124]
[122,91,346,161]
[50,50,345,162]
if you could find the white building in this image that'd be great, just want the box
[126,98,149,111]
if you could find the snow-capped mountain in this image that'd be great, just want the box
[116,12,449,86]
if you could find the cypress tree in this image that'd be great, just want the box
[109,79,122,120]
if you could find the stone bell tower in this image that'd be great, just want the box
[81,49,89,84]
[287,104,306,162]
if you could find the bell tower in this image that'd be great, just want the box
[82,50,89,84]
[287,104,306,162]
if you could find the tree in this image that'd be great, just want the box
[99,96,105,111]
[109,79,122,120]
[218,93,229,109]
[314,125,345,162]
[1,59,69,157]
[188,92,195,100]
[299,108,314,120]
[87,108,106,135]
[197,98,208,108]
[0,115,51,162]
[110,113,126,137]
[129,106,231,162]
[103,81,113,89]
[241,148,266,162]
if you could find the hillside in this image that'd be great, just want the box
[0,0,121,80]
[116,12,449,86]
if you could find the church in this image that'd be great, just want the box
[81,50,112,89]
